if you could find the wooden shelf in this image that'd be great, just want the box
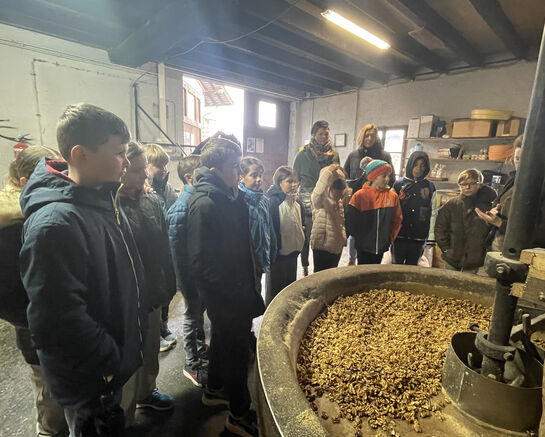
[408,136,516,142]
[431,158,505,163]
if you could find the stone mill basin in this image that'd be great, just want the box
[255,265,540,437]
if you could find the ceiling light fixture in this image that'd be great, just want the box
[321,9,390,50]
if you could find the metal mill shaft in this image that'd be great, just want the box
[480,24,545,379]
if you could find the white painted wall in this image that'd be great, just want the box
[289,61,538,166]
[0,24,184,188]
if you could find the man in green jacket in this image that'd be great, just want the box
[293,120,340,275]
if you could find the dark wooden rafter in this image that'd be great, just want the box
[306,0,447,72]
[176,51,325,95]
[224,38,366,88]
[172,57,308,99]
[468,0,527,59]
[188,44,345,91]
[384,0,483,66]
[237,0,406,80]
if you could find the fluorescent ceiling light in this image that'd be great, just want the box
[321,9,390,50]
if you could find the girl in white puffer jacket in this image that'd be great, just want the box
[310,164,348,272]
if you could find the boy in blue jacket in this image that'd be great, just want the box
[166,154,209,387]
[392,151,436,265]
[19,103,146,437]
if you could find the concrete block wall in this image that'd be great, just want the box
[289,61,538,167]
[0,24,184,190]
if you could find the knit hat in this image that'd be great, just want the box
[365,159,391,181]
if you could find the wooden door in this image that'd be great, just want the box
[243,91,290,192]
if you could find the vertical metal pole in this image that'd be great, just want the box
[133,83,140,141]
[480,25,545,379]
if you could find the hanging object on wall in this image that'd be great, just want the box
[256,138,264,154]
[247,137,256,153]
[334,133,346,147]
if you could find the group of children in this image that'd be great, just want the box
[0,105,527,437]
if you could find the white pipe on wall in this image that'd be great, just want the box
[158,62,167,133]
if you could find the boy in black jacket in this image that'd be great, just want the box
[19,103,145,437]
[392,152,436,265]
[184,137,264,437]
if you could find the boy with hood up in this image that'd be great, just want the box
[392,151,437,265]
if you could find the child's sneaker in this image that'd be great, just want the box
[159,336,174,352]
[136,389,174,411]
[201,387,230,407]
[225,409,259,437]
[183,363,208,387]
[161,326,177,345]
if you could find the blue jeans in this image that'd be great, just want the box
[348,236,357,260]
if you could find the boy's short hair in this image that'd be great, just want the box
[145,144,169,168]
[56,103,130,160]
[200,138,242,169]
[513,134,523,149]
[331,178,347,191]
[127,141,146,162]
[311,120,329,136]
[458,168,483,184]
[273,166,297,186]
[240,157,264,176]
[177,155,201,184]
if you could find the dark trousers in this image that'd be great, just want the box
[64,391,124,437]
[266,252,298,306]
[391,239,425,266]
[207,309,252,417]
[160,304,170,335]
[313,249,341,272]
[181,284,207,368]
[357,250,384,265]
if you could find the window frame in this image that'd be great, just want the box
[257,100,277,129]
[377,125,408,177]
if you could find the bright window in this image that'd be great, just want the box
[383,128,406,176]
[186,92,195,121]
[258,101,277,128]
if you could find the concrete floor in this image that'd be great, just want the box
[0,249,349,437]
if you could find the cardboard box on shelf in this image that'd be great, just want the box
[418,115,438,138]
[452,119,496,138]
[407,118,420,138]
[496,118,525,137]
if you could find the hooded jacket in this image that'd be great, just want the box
[0,185,40,365]
[119,189,176,310]
[238,182,277,274]
[346,183,403,255]
[183,167,265,321]
[344,141,395,186]
[19,159,146,410]
[435,185,496,270]
[393,152,436,242]
[166,184,194,289]
[310,166,347,255]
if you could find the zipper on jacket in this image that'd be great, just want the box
[376,209,380,255]
[112,189,144,362]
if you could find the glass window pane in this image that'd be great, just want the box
[258,101,277,128]
[186,92,195,121]
[384,129,405,153]
[390,153,402,177]
[377,130,384,141]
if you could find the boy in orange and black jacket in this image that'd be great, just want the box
[345,159,403,264]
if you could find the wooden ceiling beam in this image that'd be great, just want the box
[223,38,365,88]
[384,0,483,66]
[308,0,447,72]
[169,58,308,99]
[176,52,325,95]
[468,0,527,59]
[188,44,345,91]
